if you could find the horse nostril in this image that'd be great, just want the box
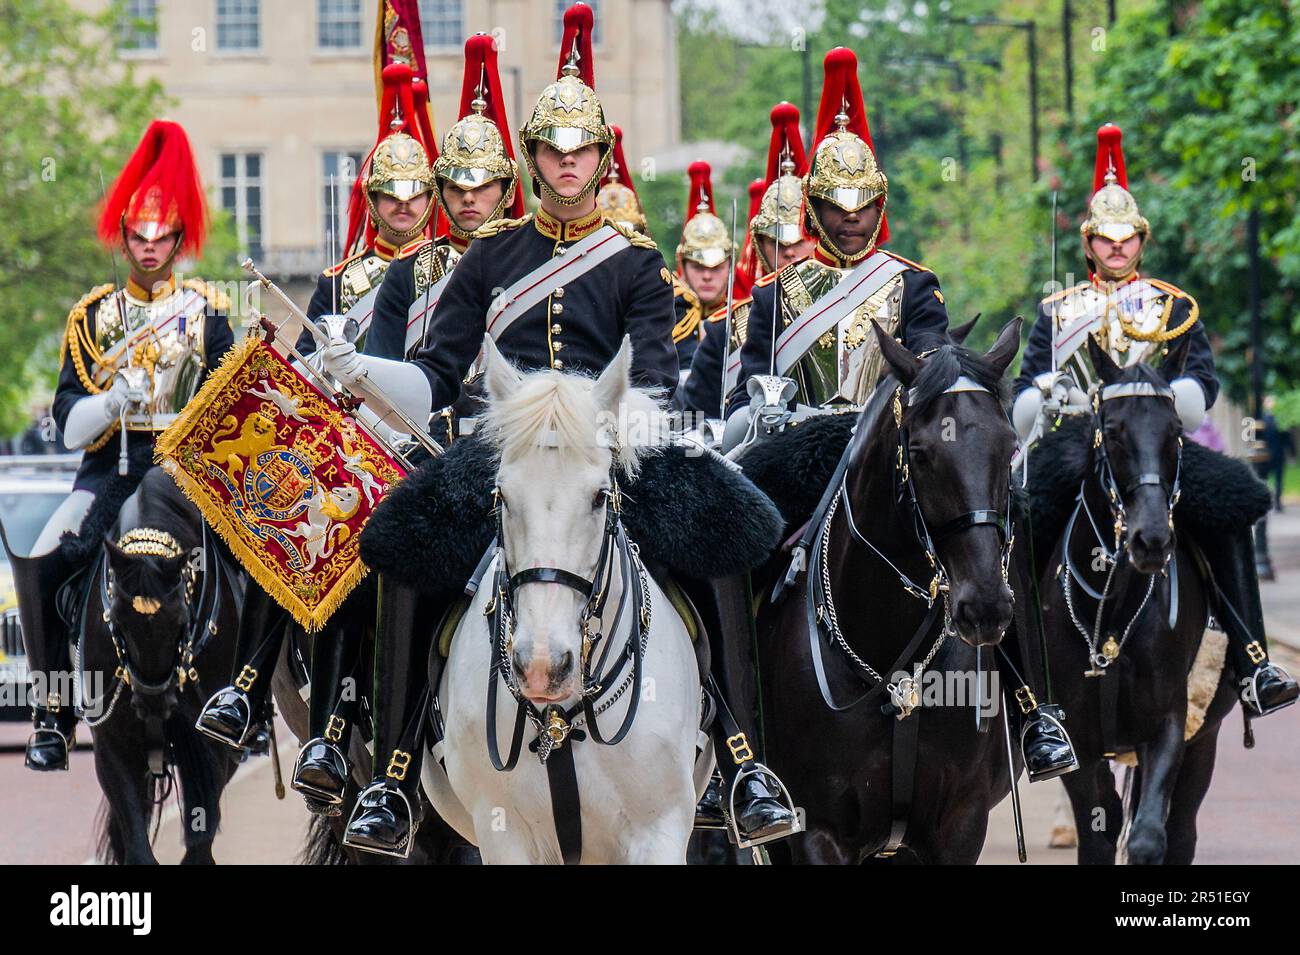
[555,650,574,676]
[511,650,529,681]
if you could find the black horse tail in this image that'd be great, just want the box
[300,813,351,865]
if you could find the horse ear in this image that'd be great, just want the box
[871,320,921,386]
[1158,334,1192,383]
[949,314,980,345]
[592,335,633,415]
[1086,333,1123,385]
[482,334,522,403]
[984,317,1023,378]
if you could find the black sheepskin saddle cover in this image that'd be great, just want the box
[59,439,157,566]
[739,414,857,533]
[1026,414,1272,559]
[360,436,785,593]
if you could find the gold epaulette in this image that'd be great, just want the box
[1040,280,1090,306]
[323,249,368,277]
[1146,277,1199,318]
[184,278,232,312]
[751,270,779,288]
[605,217,658,250]
[882,250,931,273]
[396,238,434,260]
[472,214,532,240]
[61,284,115,382]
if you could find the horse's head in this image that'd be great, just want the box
[872,318,1022,647]
[1085,333,1190,574]
[481,335,666,705]
[104,529,194,721]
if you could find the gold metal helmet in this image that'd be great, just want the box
[519,4,613,206]
[365,130,436,240]
[752,162,805,246]
[598,180,646,232]
[434,33,522,242]
[676,161,730,269]
[1080,124,1149,280]
[803,49,888,263]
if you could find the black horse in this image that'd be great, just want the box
[754,320,1023,863]
[1037,337,1236,865]
[79,467,243,864]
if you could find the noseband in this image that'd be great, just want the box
[483,463,652,770]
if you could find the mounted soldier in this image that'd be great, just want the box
[720,48,1077,784]
[670,161,732,375]
[364,31,527,370]
[9,120,232,772]
[193,59,441,791]
[302,63,439,356]
[1014,123,1298,720]
[680,102,814,420]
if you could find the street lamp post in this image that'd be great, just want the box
[952,16,1040,181]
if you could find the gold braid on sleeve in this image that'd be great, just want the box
[62,285,119,454]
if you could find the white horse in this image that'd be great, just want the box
[422,336,705,864]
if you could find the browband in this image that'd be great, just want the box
[907,374,989,405]
[1100,382,1173,402]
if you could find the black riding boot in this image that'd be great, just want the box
[343,575,434,858]
[11,548,76,771]
[195,584,282,749]
[695,574,799,846]
[1203,526,1299,716]
[292,616,363,813]
[996,643,1078,782]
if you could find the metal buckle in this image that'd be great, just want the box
[1246,641,1266,666]
[725,732,754,765]
[324,714,346,743]
[1015,686,1038,715]
[234,664,258,692]
[46,692,61,713]
[385,749,412,782]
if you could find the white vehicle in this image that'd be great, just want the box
[0,455,78,721]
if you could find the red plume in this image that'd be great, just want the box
[606,125,638,197]
[733,178,767,296]
[764,102,808,187]
[458,33,524,219]
[98,120,207,258]
[813,47,887,245]
[557,3,596,87]
[685,160,716,222]
[1092,123,1129,194]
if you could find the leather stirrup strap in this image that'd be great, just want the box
[879,709,919,857]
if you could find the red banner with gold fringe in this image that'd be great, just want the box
[155,337,405,632]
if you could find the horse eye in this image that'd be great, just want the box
[592,488,610,511]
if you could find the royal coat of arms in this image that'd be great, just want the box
[156,336,405,631]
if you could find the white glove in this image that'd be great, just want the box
[1033,370,1089,415]
[320,340,368,387]
[1171,377,1207,431]
[64,377,132,450]
[102,374,132,417]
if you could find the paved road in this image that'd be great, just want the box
[5,510,1299,865]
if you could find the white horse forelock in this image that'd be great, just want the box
[478,366,668,480]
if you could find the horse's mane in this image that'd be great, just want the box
[479,367,668,479]
[903,341,1009,423]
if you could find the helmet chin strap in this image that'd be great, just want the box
[120,221,183,285]
[1085,234,1144,282]
[367,189,435,243]
[525,143,611,208]
[805,197,884,265]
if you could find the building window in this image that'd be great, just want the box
[553,0,601,47]
[220,152,264,260]
[318,0,362,50]
[418,0,464,50]
[321,151,365,253]
[216,0,260,52]
[117,0,159,52]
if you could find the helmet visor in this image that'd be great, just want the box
[372,179,433,202]
[532,126,601,153]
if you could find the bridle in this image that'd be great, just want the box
[482,461,653,769]
[808,376,1015,714]
[1060,380,1182,674]
[80,526,224,729]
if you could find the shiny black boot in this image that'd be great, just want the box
[1019,701,1078,782]
[293,613,364,813]
[694,771,726,830]
[8,546,77,772]
[1204,526,1300,717]
[195,584,281,749]
[343,576,434,858]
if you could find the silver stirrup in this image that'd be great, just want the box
[725,763,805,849]
[194,687,255,749]
[290,738,349,805]
[26,726,73,771]
[342,782,416,859]
[1241,663,1298,716]
[1019,709,1080,781]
